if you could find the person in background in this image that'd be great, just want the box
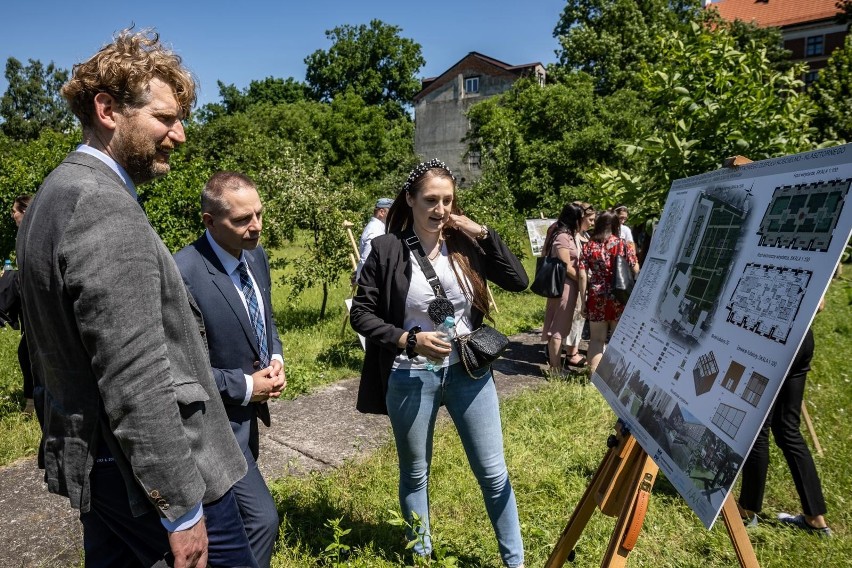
[1,195,34,414]
[738,301,831,537]
[16,29,251,567]
[351,159,527,568]
[577,211,638,373]
[355,197,394,279]
[540,202,584,375]
[175,171,285,567]
[614,204,634,247]
[563,202,595,368]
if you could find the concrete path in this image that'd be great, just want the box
[0,331,552,567]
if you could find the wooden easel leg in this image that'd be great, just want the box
[601,449,658,568]
[546,435,626,567]
[721,494,760,568]
[800,400,824,457]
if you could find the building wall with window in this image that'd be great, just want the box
[710,0,847,86]
[413,52,545,185]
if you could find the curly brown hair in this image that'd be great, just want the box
[61,28,196,127]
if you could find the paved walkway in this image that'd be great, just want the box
[0,331,553,567]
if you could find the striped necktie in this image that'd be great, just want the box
[237,261,269,367]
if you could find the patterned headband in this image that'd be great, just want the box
[402,159,455,194]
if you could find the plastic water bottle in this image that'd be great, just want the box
[425,316,456,371]
[2,259,11,275]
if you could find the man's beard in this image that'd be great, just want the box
[113,129,171,186]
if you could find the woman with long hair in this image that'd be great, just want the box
[540,202,584,375]
[578,210,638,372]
[350,160,528,567]
[563,202,596,367]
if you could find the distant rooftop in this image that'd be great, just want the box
[709,0,841,28]
[414,51,542,101]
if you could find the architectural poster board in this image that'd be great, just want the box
[591,145,852,528]
[525,218,556,257]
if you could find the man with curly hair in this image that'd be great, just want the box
[17,29,256,567]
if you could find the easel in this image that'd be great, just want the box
[341,221,360,337]
[546,421,759,568]
[801,402,824,457]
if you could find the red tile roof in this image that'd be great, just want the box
[710,0,841,28]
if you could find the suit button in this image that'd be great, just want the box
[150,489,160,499]
[157,498,169,510]
[253,360,261,369]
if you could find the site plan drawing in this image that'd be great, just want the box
[591,145,852,528]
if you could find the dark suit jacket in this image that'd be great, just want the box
[350,229,528,414]
[16,152,246,521]
[174,235,282,459]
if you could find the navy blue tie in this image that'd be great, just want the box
[237,261,269,367]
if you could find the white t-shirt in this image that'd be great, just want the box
[620,224,634,243]
[393,243,474,370]
[356,216,386,278]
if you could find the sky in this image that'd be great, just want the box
[1,0,567,108]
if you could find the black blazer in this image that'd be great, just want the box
[350,229,528,414]
[174,235,283,459]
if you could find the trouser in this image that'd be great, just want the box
[232,451,279,568]
[80,459,258,567]
[739,329,827,516]
[386,362,524,568]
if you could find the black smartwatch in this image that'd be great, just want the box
[405,326,421,359]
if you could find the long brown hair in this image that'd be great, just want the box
[386,161,492,320]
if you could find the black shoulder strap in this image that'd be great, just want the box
[402,228,447,299]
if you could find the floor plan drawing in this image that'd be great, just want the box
[724,263,812,344]
[757,178,850,252]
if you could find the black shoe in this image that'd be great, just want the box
[777,513,832,537]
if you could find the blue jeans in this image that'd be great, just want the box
[386,362,524,567]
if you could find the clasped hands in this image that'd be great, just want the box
[250,359,286,402]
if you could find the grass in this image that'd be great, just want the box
[265,275,851,567]
[0,235,848,567]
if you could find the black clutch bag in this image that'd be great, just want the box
[456,324,509,379]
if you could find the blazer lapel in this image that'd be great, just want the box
[245,250,274,355]
[195,237,260,360]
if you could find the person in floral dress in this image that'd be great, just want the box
[577,210,638,372]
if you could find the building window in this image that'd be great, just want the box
[806,35,824,57]
[468,151,481,170]
[464,76,479,95]
[804,70,819,86]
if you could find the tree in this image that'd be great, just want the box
[196,77,311,122]
[304,20,425,111]
[0,129,77,255]
[810,34,852,143]
[256,149,359,319]
[465,74,652,214]
[591,22,820,218]
[553,0,701,94]
[0,57,73,140]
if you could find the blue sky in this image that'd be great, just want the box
[1,0,567,108]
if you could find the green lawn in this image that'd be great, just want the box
[266,275,851,567]
[0,246,848,567]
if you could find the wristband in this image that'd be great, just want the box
[405,326,421,359]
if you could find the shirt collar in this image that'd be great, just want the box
[205,230,245,275]
[75,144,138,200]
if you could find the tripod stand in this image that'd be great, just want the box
[546,421,759,568]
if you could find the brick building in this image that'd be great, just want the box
[708,0,847,85]
[413,52,545,185]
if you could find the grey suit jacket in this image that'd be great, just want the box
[16,152,246,521]
[174,236,283,460]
